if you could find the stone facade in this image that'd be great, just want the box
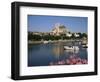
[52,23,68,36]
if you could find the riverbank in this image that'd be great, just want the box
[28,39,86,44]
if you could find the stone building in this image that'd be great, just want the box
[52,23,68,36]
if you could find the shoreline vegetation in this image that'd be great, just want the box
[28,24,88,45]
[28,33,88,45]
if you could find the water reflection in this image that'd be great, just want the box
[52,42,64,59]
[65,49,79,54]
[28,42,88,66]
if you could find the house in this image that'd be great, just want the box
[74,33,79,37]
[66,32,72,37]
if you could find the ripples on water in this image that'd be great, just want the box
[28,42,88,67]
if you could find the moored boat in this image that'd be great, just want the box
[82,44,88,48]
[64,46,79,50]
[43,41,49,44]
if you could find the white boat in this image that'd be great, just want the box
[64,46,79,50]
[82,44,88,48]
[43,41,49,44]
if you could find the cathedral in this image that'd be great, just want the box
[52,23,68,36]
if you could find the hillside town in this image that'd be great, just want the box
[28,23,87,43]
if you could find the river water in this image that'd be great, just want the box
[28,42,88,67]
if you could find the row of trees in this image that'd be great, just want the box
[28,32,87,41]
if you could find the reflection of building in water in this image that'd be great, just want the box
[52,43,64,59]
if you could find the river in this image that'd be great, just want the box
[28,41,88,67]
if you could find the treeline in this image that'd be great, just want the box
[28,32,87,41]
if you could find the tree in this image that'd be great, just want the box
[28,33,42,41]
[71,33,75,39]
[32,35,42,41]
[28,33,33,40]
[82,33,87,38]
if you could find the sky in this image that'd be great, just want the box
[28,15,88,33]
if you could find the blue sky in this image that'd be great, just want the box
[28,15,88,33]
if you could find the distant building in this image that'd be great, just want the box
[32,32,40,35]
[52,23,68,36]
[29,23,83,38]
[74,33,79,37]
[66,32,72,37]
[31,32,50,36]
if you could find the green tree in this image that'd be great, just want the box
[82,33,87,38]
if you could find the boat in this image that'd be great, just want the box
[82,44,88,48]
[64,46,79,50]
[43,41,49,44]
